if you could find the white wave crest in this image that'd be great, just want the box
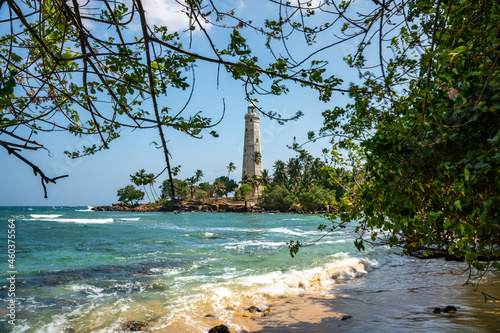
[30,214,63,219]
[268,227,308,236]
[69,284,104,295]
[51,218,114,224]
[235,256,379,297]
[75,206,94,212]
[151,267,183,276]
[224,240,286,249]
[174,255,381,330]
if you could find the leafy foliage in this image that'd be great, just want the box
[298,185,335,212]
[318,0,500,273]
[130,169,158,202]
[235,183,252,201]
[216,176,238,197]
[260,185,296,210]
[1,0,357,198]
[212,177,227,199]
[117,185,144,205]
[260,151,338,211]
[161,178,189,200]
[4,0,498,275]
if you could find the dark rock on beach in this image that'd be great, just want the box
[208,324,231,333]
[122,321,149,331]
[432,306,457,314]
[341,315,353,321]
[246,306,262,314]
[443,305,457,313]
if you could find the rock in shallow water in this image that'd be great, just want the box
[208,324,231,333]
[432,305,457,314]
[122,321,149,331]
[443,305,457,313]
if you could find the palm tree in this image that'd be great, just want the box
[130,169,156,202]
[186,176,196,199]
[311,158,325,175]
[260,169,271,188]
[241,174,250,185]
[248,174,259,197]
[227,162,236,178]
[194,169,204,184]
[177,180,189,200]
[301,171,314,190]
[287,157,302,185]
[213,178,226,200]
[253,151,262,165]
[273,160,288,185]
[146,173,159,201]
[298,151,313,172]
[186,170,204,199]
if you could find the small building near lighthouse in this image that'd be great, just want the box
[242,102,263,196]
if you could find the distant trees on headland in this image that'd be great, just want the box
[116,152,352,213]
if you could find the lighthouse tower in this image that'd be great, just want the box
[242,102,263,196]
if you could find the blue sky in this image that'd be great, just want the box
[0,0,364,206]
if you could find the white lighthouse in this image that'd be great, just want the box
[242,102,263,196]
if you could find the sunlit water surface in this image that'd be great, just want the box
[0,207,498,332]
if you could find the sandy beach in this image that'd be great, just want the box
[152,256,500,332]
[237,258,500,333]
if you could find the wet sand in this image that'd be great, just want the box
[148,257,500,333]
[241,258,500,332]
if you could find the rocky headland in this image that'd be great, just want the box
[91,198,319,214]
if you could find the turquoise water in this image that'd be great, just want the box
[1,207,499,332]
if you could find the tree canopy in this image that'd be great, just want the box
[117,184,144,204]
[2,0,499,274]
[0,0,346,198]
[314,0,500,275]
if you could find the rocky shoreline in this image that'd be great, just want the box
[91,199,324,214]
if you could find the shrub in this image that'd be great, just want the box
[261,185,297,210]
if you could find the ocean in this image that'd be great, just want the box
[1,207,499,332]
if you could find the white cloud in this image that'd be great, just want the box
[142,0,190,31]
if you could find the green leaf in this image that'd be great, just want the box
[453,45,468,54]
[464,168,470,181]
[389,235,399,244]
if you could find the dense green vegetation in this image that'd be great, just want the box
[116,185,144,205]
[117,151,346,213]
[311,0,500,273]
[257,152,348,212]
[156,168,239,201]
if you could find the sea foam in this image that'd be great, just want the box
[75,206,94,212]
[224,240,286,249]
[30,214,63,219]
[51,218,114,224]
